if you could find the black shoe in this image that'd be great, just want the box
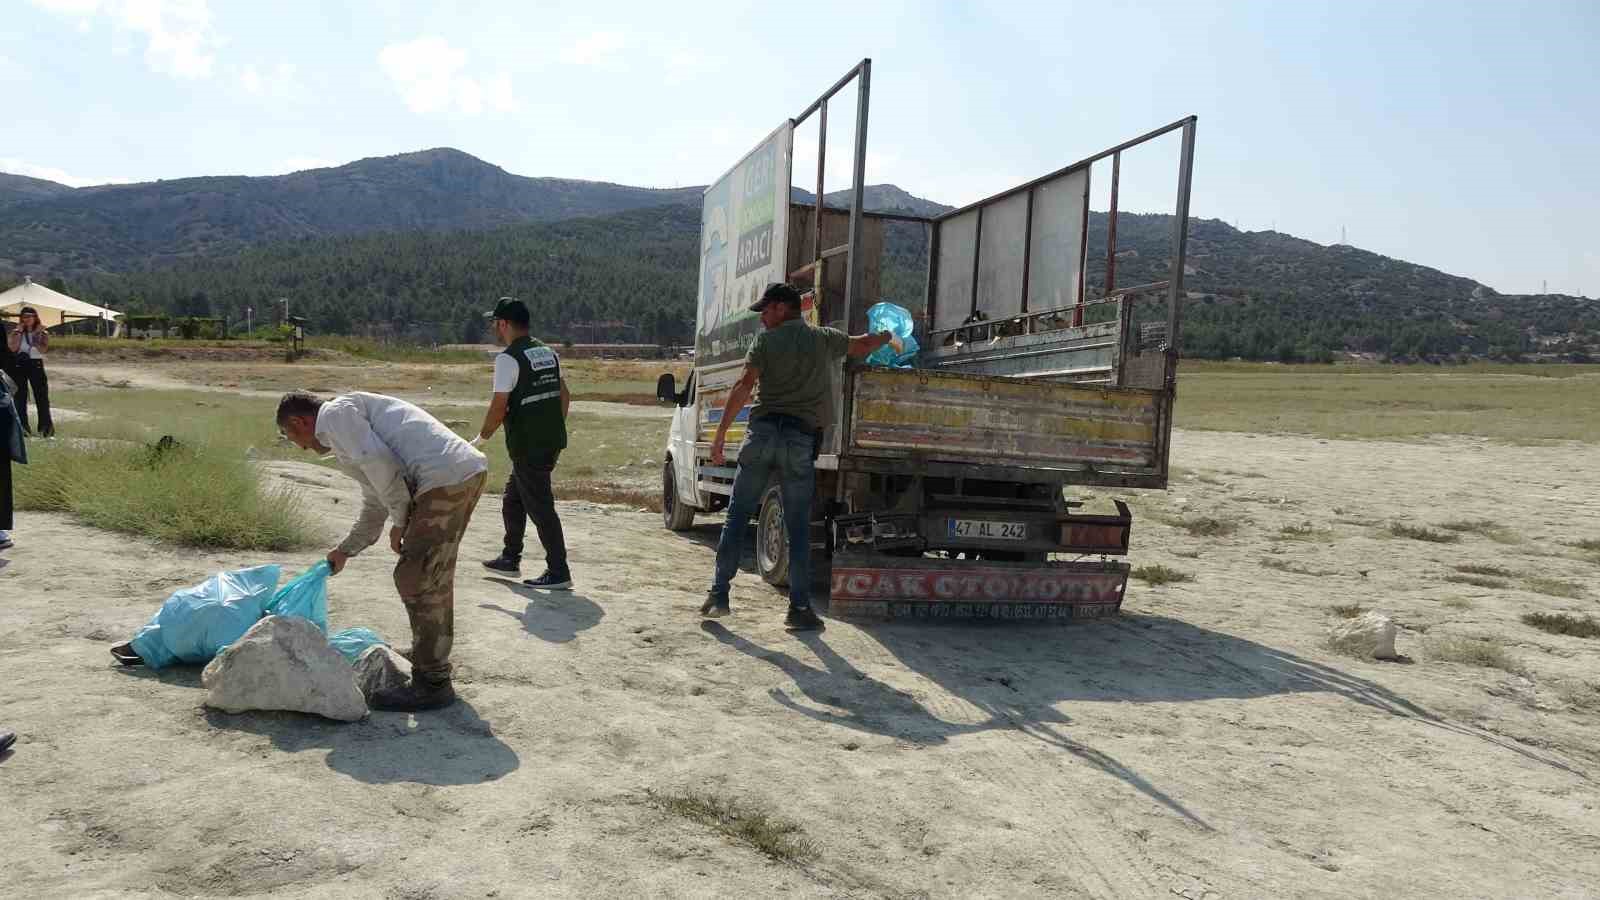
[523,571,573,591]
[785,606,825,630]
[0,729,15,755]
[700,593,731,618]
[482,555,521,575]
[369,678,456,711]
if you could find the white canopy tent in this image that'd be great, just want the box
[0,276,123,333]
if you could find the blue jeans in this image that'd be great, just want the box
[710,415,818,608]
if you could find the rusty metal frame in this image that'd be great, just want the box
[791,58,872,475]
[1105,150,1121,294]
[925,115,1197,347]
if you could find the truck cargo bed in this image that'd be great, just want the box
[844,367,1172,489]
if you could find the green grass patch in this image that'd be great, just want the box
[1437,519,1521,544]
[1443,574,1510,590]
[306,335,491,364]
[16,435,315,550]
[1131,564,1193,586]
[1388,522,1461,543]
[45,385,669,505]
[1260,558,1338,577]
[1275,521,1334,542]
[1522,577,1587,600]
[1454,563,1514,577]
[1175,362,1600,443]
[1521,613,1600,639]
[1571,538,1600,552]
[645,790,819,863]
[1328,603,1366,618]
[1164,515,1238,537]
[1439,597,1474,610]
[1425,635,1524,675]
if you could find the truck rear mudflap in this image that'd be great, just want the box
[828,553,1129,621]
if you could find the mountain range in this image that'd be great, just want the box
[1,149,1594,361]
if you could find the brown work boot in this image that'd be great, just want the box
[369,678,456,711]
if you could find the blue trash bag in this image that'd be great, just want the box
[128,564,282,670]
[264,560,332,633]
[864,301,920,368]
[328,627,388,663]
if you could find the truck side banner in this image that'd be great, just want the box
[694,122,794,368]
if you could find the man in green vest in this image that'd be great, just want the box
[477,297,573,590]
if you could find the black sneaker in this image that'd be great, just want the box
[784,606,825,630]
[369,678,457,712]
[523,571,574,591]
[700,593,731,618]
[482,555,521,575]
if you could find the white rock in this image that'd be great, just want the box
[203,616,367,721]
[353,645,412,702]
[1330,611,1399,660]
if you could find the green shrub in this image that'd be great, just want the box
[1388,522,1460,543]
[16,437,315,551]
[1521,613,1600,639]
[1131,565,1194,586]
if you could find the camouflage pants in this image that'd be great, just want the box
[394,471,487,684]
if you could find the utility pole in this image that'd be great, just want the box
[246,306,253,338]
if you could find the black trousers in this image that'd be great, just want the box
[13,358,52,438]
[500,449,568,574]
[1,452,12,531]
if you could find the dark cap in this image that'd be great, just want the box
[485,297,529,325]
[19,306,38,316]
[749,282,802,312]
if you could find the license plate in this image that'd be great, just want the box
[948,519,1028,541]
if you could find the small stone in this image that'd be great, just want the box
[203,616,367,721]
[1330,611,1398,660]
[353,645,412,702]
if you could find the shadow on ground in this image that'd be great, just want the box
[703,610,1590,830]
[479,577,604,643]
[115,664,206,690]
[204,700,519,786]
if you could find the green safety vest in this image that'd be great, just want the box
[503,336,567,456]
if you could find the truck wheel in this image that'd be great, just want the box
[756,483,790,587]
[662,460,695,531]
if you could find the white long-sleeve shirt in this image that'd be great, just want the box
[315,392,487,555]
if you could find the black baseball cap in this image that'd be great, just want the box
[485,297,529,325]
[749,283,802,312]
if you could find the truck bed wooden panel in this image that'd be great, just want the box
[847,368,1166,472]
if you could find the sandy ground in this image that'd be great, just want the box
[2,430,1599,899]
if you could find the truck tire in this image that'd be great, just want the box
[662,460,696,531]
[756,482,790,587]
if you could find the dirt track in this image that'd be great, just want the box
[2,430,1599,898]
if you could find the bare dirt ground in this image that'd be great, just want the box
[4,421,1600,896]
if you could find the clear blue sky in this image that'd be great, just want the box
[5,0,1596,296]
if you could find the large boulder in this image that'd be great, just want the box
[353,644,412,702]
[203,616,367,721]
[1330,611,1399,660]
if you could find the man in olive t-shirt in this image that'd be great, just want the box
[703,283,893,629]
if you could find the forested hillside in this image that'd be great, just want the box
[7,148,1595,361]
[0,149,702,276]
[48,204,1595,361]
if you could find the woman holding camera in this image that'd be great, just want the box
[6,306,53,438]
